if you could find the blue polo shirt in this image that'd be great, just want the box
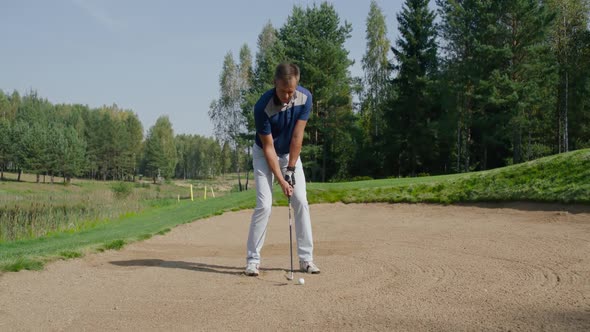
[254,86,312,155]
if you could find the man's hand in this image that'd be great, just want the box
[283,166,296,187]
[279,179,293,197]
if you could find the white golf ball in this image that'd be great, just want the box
[298,278,305,285]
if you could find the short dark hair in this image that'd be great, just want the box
[274,62,300,82]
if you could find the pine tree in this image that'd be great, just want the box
[279,2,355,181]
[546,0,590,152]
[45,124,63,183]
[60,127,87,183]
[388,0,438,176]
[21,122,47,182]
[123,113,144,181]
[143,116,177,183]
[571,27,590,148]
[437,0,512,171]
[499,0,556,163]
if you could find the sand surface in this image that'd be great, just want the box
[1,203,589,331]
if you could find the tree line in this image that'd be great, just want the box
[2,0,588,185]
[209,0,590,182]
[0,90,225,183]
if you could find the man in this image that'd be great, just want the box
[245,62,320,276]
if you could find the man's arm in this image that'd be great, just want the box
[288,119,307,168]
[259,133,293,197]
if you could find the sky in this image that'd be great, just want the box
[0,0,413,138]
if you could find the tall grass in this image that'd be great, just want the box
[0,180,193,242]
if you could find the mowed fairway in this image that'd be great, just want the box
[1,203,589,331]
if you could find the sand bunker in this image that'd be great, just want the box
[1,203,589,331]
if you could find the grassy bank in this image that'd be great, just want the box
[0,178,189,242]
[0,191,257,272]
[306,149,590,205]
[1,149,588,272]
[0,174,240,242]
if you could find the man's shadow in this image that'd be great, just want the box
[110,259,285,276]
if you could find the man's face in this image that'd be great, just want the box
[274,78,298,104]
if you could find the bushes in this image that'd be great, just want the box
[111,182,133,198]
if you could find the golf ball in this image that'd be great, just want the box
[298,278,305,285]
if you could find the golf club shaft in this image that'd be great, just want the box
[288,197,293,279]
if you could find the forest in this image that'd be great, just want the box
[2,0,589,184]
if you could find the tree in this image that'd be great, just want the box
[361,0,391,138]
[252,22,284,97]
[123,113,144,181]
[45,124,63,183]
[498,0,556,163]
[546,0,590,153]
[0,91,10,121]
[10,121,28,181]
[204,139,222,177]
[143,116,177,183]
[359,0,392,176]
[245,21,285,131]
[16,91,51,127]
[0,119,10,179]
[209,51,249,190]
[388,0,438,176]
[175,134,189,180]
[279,2,355,181]
[570,28,590,148]
[174,134,222,179]
[220,141,232,175]
[242,22,285,184]
[8,91,20,122]
[21,122,47,182]
[83,105,142,180]
[59,127,87,183]
[238,44,254,190]
[437,0,511,171]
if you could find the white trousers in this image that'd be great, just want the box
[246,144,314,264]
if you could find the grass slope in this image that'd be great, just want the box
[307,149,590,204]
[1,149,588,272]
[0,192,256,272]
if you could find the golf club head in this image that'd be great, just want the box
[285,272,294,281]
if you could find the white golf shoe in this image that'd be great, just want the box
[245,262,259,276]
[299,261,320,274]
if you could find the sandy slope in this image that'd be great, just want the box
[1,203,589,331]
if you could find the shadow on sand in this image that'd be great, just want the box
[456,201,590,214]
[110,259,286,277]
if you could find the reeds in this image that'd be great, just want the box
[0,183,187,242]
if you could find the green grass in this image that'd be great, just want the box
[137,233,153,241]
[59,250,82,259]
[300,149,590,205]
[2,257,44,272]
[1,149,588,272]
[0,191,257,272]
[155,228,171,236]
[0,175,205,242]
[98,239,127,252]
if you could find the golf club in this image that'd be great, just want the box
[286,196,294,281]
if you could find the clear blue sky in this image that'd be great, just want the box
[0,0,415,138]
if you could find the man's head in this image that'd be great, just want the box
[274,63,300,105]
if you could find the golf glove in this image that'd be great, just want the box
[284,166,296,186]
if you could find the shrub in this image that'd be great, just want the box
[111,182,133,198]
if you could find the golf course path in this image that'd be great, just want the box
[1,203,589,331]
